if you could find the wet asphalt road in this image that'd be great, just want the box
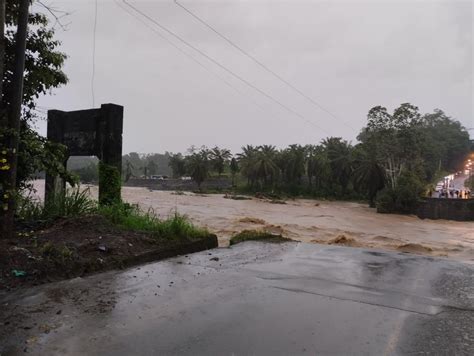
[452,174,469,191]
[1,242,473,355]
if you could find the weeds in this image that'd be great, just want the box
[16,187,96,223]
[40,242,75,265]
[16,188,208,241]
[99,202,209,240]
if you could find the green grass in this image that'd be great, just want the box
[98,202,209,240]
[229,229,292,246]
[17,188,209,241]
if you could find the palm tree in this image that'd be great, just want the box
[322,137,353,194]
[255,145,278,188]
[353,148,386,207]
[238,145,258,188]
[230,157,239,187]
[307,145,331,192]
[185,150,209,191]
[305,145,317,188]
[210,146,231,176]
[281,144,305,186]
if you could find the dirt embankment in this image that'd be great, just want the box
[0,215,217,291]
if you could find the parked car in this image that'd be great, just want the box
[151,175,168,180]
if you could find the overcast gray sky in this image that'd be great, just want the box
[34,0,473,154]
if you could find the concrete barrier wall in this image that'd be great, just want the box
[417,198,474,221]
[123,177,232,191]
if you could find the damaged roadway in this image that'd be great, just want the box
[1,242,473,355]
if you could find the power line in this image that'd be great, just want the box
[174,0,355,131]
[113,2,314,143]
[91,0,98,107]
[113,0,281,125]
[122,0,331,136]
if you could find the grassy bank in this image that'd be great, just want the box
[16,188,208,241]
[1,188,216,290]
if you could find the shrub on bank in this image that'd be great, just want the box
[376,171,425,214]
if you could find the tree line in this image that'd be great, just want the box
[166,104,471,212]
[67,104,471,213]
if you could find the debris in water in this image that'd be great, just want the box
[331,235,355,244]
[397,243,433,254]
[239,217,266,224]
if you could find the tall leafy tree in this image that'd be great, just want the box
[147,160,158,176]
[3,1,68,117]
[1,1,69,196]
[421,109,471,177]
[359,104,422,189]
[168,153,186,178]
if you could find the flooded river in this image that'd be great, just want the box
[33,181,474,262]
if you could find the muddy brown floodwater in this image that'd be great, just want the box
[32,181,474,262]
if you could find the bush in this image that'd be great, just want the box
[98,162,121,206]
[376,171,425,214]
[374,188,396,214]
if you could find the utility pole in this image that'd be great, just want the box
[0,0,7,238]
[0,0,5,104]
[0,0,5,128]
[1,0,30,238]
